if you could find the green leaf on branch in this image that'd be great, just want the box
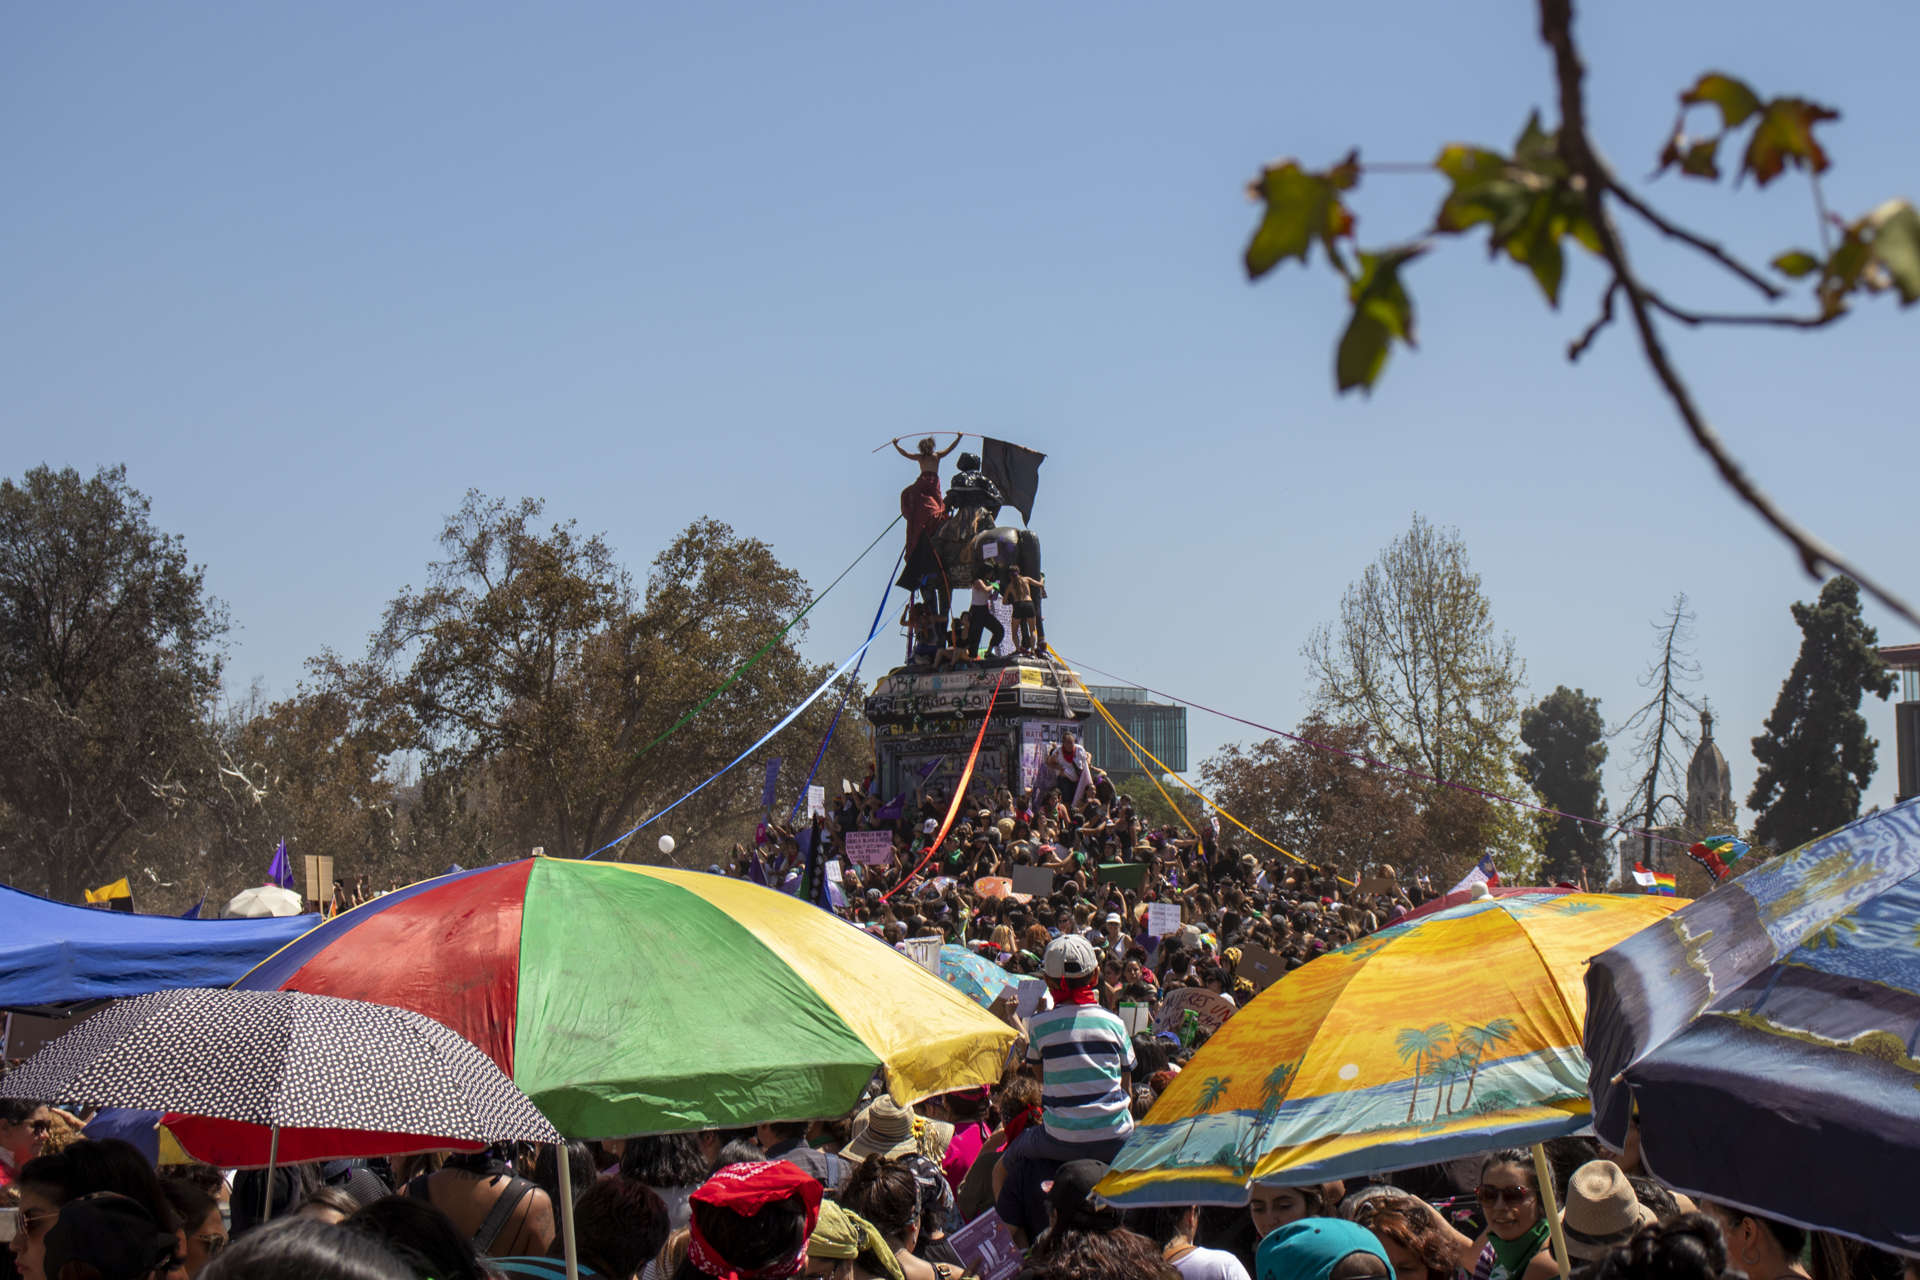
[1244,151,1360,280]
[1741,97,1838,186]
[1680,73,1761,129]
[1432,114,1598,307]
[1771,250,1820,278]
[1336,244,1426,393]
[1680,138,1721,178]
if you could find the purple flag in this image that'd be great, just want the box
[748,852,767,886]
[762,757,783,807]
[266,840,295,890]
[179,895,205,920]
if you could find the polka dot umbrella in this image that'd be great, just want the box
[0,986,562,1194]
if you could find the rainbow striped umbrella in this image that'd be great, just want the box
[235,857,1014,1138]
[1098,891,1682,1206]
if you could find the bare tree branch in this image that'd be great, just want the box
[1567,280,1620,360]
[1607,181,1784,299]
[1539,0,1920,630]
[1641,287,1842,330]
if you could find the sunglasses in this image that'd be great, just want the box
[1477,1185,1535,1207]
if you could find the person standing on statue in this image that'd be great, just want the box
[896,435,961,622]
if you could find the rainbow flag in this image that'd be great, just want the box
[1651,871,1677,896]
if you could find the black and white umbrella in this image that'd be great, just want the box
[0,988,563,1216]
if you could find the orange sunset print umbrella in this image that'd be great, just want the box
[1098,890,1681,1206]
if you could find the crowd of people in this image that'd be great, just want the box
[7,953,1913,1280]
[0,443,1896,1279]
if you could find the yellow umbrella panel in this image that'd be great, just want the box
[1099,892,1682,1206]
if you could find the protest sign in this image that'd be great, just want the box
[825,859,844,885]
[1234,943,1287,992]
[1095,862,1147,891]
[974,876,1015,900]
[1357,868,1399,895]
[1009,866,1054,899]
[1015,977,1047,1021]
[901,937,941,976]
[1117,1002,1151,1036]
[948,1209,1021,1280]
[762,757,782,807]
[1144,902,1181,936]
[806,785,826,817]
[845,830,894,866]
[1154,987,1237,1039]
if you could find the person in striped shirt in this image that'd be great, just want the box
[993,934,1136,1244]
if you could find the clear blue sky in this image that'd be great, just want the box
[3,1,1914,828]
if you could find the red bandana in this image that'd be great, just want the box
[687,1162,824,1280]
[1048,978,1099,1006]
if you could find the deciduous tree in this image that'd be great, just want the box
[0,465,226,901]
[1303,514,1541,876]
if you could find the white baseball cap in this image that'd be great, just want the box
[1043,934,1099,981]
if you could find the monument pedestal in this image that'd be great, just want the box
[864,656,1092,804]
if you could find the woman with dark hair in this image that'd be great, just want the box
[670,1162,820,1280]
[1466,1150,1558,1280]
[1127,1204,1252,1280]
[201,1219,414,1280]
[841,1158,936,1280]
[399,1145,555,1257]
[341,1196,493,1280]
[161,1178,228,1279]
[1247,1186,1324,1241]
[527,1141,597,1209]
[1697,1204,1808,1280]
[297,1186,364,1225]
[9,1140,184,1280]
[1590,1214,1742,1280]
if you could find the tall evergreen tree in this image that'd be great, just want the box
[1520,686,1610,886]
[1748,577,1895,853]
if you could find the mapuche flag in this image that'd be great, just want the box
[1686,834,1750,883]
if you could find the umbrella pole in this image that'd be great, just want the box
[555,1143,579,1280]
[1530,1142,1571,1280]
[262,1125,281,1223]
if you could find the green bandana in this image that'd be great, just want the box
[1487,1217,1550,1280]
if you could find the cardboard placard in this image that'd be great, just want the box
[1117,1001,1152,1036]
[1153,987,1238,1039]
[825,859,844,885]
[1234,943,1288,992]
[1145,902,1181,936]
[1095,862,1148,891]
[1010,865,1054,899]
[948,1207,1022,1280]
[1015,977,1047,1021]
[806,785,827,818]
[901,937,942,976]
[1357,873,1399,895]
[845,830,894,866]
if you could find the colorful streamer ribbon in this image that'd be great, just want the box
[789,552,902,820]
[881,667,1009,901]
[586,633,882,860]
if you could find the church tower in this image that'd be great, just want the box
[1684,708,1736,834]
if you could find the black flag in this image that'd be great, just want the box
[981,438,1045,524]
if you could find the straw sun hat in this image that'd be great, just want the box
[1559,1160,1657,1260]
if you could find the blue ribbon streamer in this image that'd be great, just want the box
[585,632,882,860]
[789,550,901,820]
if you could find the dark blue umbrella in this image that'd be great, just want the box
[1584,801,1920,1254]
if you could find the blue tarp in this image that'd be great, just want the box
[0,883,319,1007]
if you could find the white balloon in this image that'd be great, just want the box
[658,835,676,855]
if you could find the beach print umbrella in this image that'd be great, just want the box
[1097,891,1682,1207]
[0,987,561,1166]
[235,856,1015,1138]
[1585,802,1920,1254]
[940,943,1018,1008]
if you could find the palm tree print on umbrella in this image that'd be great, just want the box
[1181,1074,1232,1160]
[1457,1018,1517,1110]
[1395,1024,1452,1121]
[1224,1058,1304,1174]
